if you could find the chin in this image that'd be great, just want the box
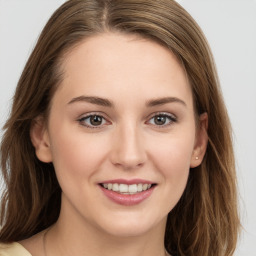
[101,224,155,238]
[93,212,167,238]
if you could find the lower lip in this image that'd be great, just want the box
[99,185,155,206]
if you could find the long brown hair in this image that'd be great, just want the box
[0,0,240,255]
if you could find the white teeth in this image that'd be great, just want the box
[112,183,119,191]
[137,184,143,192]
[128,184,137,193]
[119,184,128,193]
[102,183,153,194]
[142,184,148,191]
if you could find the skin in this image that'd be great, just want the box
[23,33,208,256]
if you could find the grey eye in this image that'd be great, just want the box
[154,115,168,125]
[148,114,176,126]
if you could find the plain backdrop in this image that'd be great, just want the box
[0,1,255,255]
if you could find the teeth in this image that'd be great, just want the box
[128,184,137,193]
[142,184,148,191]
[102,183,153,194]
[112,183,119,191]
[119,184,128,193]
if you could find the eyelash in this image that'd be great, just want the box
[78,112,177,129]
[146,112,177,128]
[78,112,110,129]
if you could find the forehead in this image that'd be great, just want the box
[54,32,193,108]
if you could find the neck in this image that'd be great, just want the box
[45,203,167,256]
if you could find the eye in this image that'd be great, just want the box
[147,113,177,127]
[78,114,108,128]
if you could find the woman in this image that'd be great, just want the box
[0,0,240,255]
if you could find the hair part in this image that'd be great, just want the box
[0,1,240,255]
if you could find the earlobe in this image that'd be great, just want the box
[30,117,53,163]
[190,112,208,168]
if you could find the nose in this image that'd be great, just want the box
[110,123,147,170]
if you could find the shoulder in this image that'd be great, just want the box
[0,242,32,256]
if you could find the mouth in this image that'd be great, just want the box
[100,183,157,195]
[98,180,157,206]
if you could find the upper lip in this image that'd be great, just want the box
[99,179,155,185]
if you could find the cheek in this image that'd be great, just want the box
[149,133,194,198]
[49,126,108,183]
[150,132,194,171]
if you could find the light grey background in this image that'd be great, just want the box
[0,1,255,255]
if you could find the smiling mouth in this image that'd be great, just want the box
[100,183,157,195]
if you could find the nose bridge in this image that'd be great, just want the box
[111,120,146,169]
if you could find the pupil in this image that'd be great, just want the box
[90,115,102,126]
[155,116,166,125]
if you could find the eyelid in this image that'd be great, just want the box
[76,111,177,129]
[77,112,111,129]
[146,112,177,127]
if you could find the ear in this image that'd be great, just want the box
[190,112,208,168]
[30,117,53,163]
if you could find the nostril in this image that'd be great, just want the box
[110,136,147,169]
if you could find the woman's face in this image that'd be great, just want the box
[32,33,207,237]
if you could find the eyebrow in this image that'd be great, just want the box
[146,97,187,107]
[68,96,113,107]
[68,96,186,108]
